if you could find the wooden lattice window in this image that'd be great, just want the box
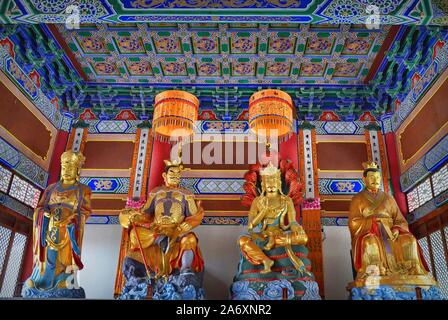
[0,207,31,298]
[411,209,448,299]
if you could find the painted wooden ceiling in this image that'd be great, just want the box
[55,23,390,85]
[0,0,447,121]
[1,0,447,25]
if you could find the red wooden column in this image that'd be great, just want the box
[279,133,299,169]
[47,130,70,184]
[147,138,172,192]
[298,122,324,298]
[383,130,408,215]
[114,122,153,297]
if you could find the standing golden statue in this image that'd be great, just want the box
[348,161,440,299]
[239,163,309,274]
[119,158,205,300]
[22,151,92,298]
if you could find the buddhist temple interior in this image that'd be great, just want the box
[0,0,447,301]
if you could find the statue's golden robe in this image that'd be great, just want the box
[349,189,429,277]
[126,186,204,277]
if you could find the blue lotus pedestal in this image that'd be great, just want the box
[230,244,321,300]
[118,257,204,300]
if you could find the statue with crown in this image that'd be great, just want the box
[22,151,92,298]
[230,158,321,300]
[347,161,442,300]
[118,157,205,300]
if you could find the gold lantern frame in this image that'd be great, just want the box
[152,90,199,142]
[248,89,294,143]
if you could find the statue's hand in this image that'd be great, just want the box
[376,216,392,226]
[391,229,400,241]
[290,224,303,233]
[362,208,374,218]
[119,208,141,228]
[179,222,192,234]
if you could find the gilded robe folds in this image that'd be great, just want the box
[348,190,429,276]
[28,182,91,290]
[126,186,204,276]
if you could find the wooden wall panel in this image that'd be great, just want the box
[83,140,134,169]
[317,142,368,171]
[399,77,448,165]
[91,198,127,211]
[0,72,57,170]
[397,68,448,172]
[0,81,51,159]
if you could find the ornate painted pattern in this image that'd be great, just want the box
[392,40,448,131]
[333,62,361,78]
[86,215,248,225]
[5,57,38,100]
[115,36,145,54]
[196,62,220,76]
[199,121,249,134]
[400,135,448,192]
[318,178,364,195]
[0,138,48,188]
[180,178,244,194]
[407,189,448,224]
[79,177,130,194]
[0,192,33,219]
[0,43,66,131]
[77,36,108,54]
[380,114,393,134]
[86,215,120,224]
[85,120,142,133]
[55,23,389,85]
[300,62,326,77]
[0,167,12,193]
[304,121,372,135]
[202,216,248,225]
[432,163,448,196]
[305,37,333,55]
[4,0,444,25]
[93,62,120,76]
[320,217,348,226]
[126,60,154,76]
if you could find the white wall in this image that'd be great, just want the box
[76,224,355,300]
[195,225,246,300]
[77,223,244,300]
[322,226,354,300]
[79,224,122,299]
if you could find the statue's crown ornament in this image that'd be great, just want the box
[164,158,184,170]
[260,162,281,177]
[362,161,379,170]
[61,150,85,167]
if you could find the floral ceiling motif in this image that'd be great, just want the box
[56,23,390,85]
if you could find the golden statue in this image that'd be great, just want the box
[119,158,204,281]
[239,163,310,275]
[348,161,435,288]
[22,151,92,298]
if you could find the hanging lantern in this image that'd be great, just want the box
[153,90,199,142]
[248,89,294,143]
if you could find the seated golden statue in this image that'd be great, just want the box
[239,163,310,275]
[120,159,204,280]
[348,161,435,288]
[22,151,92,298]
